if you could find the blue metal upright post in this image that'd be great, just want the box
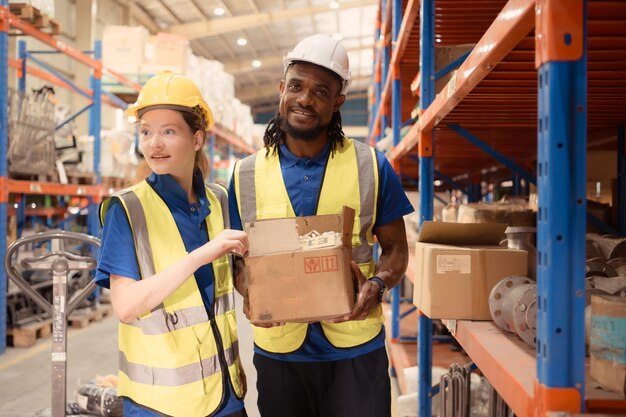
[369,20,381,140]
[536,0,587,411]
[390,0,403,342]
[18,40,26,93]
[617,124,625,233]
[88,40,102,238]
[380,0,389,143]
[418,0,435,416]
[0,0,9,354]
[391,0,402,341]
[512,174,521,196]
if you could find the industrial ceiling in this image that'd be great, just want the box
[121,0,379,117]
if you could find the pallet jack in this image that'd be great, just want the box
[4,230,101,417]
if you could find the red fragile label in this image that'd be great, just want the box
[304,257,321,273]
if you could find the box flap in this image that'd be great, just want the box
[295,206,355,248]
[245,206,356,256]
[418,221,507,246]
[245,218,301,256]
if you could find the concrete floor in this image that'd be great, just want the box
[0,296,406,417]
[0,295,401,417]
[0,295,261,417]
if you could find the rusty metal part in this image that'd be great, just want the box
[586,233,626,259]
[585,258,617,277]
[587,276,626,295]
[606,257,626,275]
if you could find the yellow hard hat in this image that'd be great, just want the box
[125,71,214,130]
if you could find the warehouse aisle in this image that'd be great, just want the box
[0,294,411,417]
[0,311,119,417]
[0,294,261,417]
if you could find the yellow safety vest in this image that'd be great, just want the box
[99,180,243,417]
[233,138,384,353]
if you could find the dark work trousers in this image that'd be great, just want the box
[253,347,392,417]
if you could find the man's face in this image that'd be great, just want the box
[278,62,346,142]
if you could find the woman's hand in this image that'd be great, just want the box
[193,229,248,266]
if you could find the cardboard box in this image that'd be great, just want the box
[590,294,626,398]
[245,207,356,324]
[102,25,148,74]
[413,222,527,320]
[141,32,190,74]
[456,202,536,226]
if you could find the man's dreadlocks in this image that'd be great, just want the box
[262,111,345,156]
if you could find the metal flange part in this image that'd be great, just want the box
[585,258,617,277]
[511,285,537,346]
[488,275,533,332]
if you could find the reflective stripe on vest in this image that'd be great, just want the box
[234,138,383,353]
[120,341,239,386]
[100,180,242,416]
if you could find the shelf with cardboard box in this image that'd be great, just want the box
[370,0,626,416]
[0,1,148,353]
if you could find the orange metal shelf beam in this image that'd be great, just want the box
[211,126,255,155]
[390,0,535,162]
[7,207,74,217]
[3,9,141,92]
[8,58,123,109]
[367,0,419,145]
[7,179,104,200]
[447,321,626,417]
[451,321,535,417]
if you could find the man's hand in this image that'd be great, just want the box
[330,261,381,323]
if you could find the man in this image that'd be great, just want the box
[228,34,414,417]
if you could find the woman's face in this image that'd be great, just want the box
[138,108,202,180]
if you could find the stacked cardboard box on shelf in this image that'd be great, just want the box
[413,222,527,320]
[590,294,626,398]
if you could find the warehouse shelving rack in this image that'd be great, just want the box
[0,1,145,355]
[1,1,257,355]
[370,0,626,416]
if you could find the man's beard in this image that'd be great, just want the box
[279,112,328,142]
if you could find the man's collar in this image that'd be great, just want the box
[278,140,332,167]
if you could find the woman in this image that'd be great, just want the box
[96,71,248,417]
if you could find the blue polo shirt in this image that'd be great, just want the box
[96,172,244,417]
[228,140,414,362]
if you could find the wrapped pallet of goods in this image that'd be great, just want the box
[456,201,535,226]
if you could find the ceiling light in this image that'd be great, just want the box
[237,38,248,46]
[214,7,225,16]
[435,38,442,43]
[252,60,262,68]
[329,1,340,9]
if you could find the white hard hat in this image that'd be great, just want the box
[284,34,351,95]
